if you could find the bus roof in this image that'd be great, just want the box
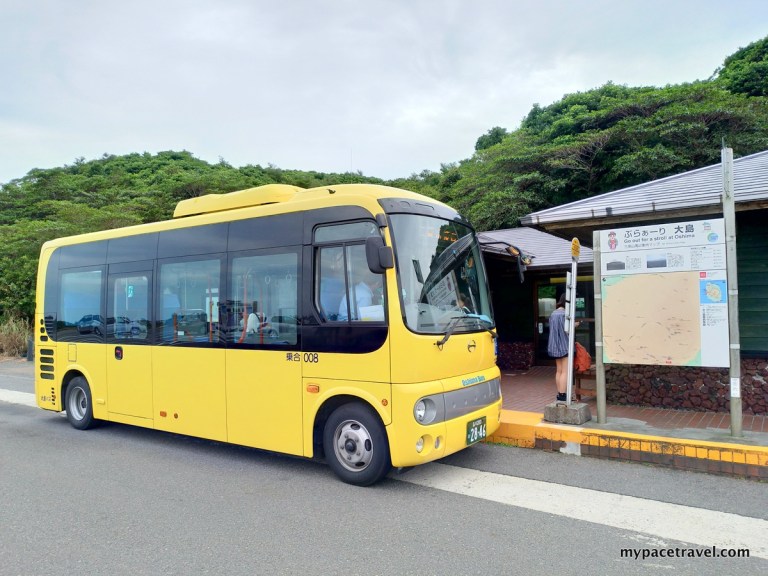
[173,183,441,218]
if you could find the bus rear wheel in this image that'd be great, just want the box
[65,376,97,430]
[323,403,391,486]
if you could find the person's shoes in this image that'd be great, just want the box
[556,392,567,402]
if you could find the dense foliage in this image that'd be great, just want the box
[2,36,768,321]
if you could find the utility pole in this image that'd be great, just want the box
[722,146,743,438]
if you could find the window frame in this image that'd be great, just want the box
[312,219,387,325]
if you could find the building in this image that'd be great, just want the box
[482,149,768,414]
[479,227,593,369]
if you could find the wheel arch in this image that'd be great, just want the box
[312,394,389,460]
[60,369,87,405]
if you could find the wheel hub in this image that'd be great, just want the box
[334,420,374,472]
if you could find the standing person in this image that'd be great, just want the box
[548,293,570,402]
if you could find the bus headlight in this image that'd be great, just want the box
[415,400,427,422]
[413,398,437,425]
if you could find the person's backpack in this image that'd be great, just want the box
[574,342,592,372]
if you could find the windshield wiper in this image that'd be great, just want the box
[434,314,496,350]
[419,234,474,301]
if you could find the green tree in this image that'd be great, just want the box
[715,36,768,97]
[475,126,509,151]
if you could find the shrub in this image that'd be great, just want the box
[0,317,31,357]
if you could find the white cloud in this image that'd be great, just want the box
[1,0,767,183]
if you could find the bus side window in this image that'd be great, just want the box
[339,245,384,322]
[317,247,345,321]
[157,258,221,344]
[110,275,149,341]
[317,244,384,323]
[230,250,298,345]
[59,268,104,342]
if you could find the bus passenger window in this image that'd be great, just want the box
[110,275,149,340]
[158,259,221,344]
[230,251,298,345]
[59,269,103,342]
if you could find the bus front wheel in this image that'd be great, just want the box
[65,376,96,430]
[323,403,391,486]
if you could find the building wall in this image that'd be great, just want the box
[737,210,768,353]
[605,359,768,415]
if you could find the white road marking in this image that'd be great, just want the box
[0,389,37,408]
[395,462,768,559]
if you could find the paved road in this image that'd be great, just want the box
[0,357,34,393]
[1,359,766,575]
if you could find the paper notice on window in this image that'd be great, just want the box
[359,305,385,321]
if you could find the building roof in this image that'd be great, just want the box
[520,149,768,236]
[478,226,593,270]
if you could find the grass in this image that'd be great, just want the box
[0,317,31,357]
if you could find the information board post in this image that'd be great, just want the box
[722,147,742,438]
[598,215,731,428]
[592,231,607,423]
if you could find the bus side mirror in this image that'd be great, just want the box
[366,236,394,273]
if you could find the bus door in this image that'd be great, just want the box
[106,263,153,423]
[225,247,304,455]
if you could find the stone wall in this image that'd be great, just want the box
[605,358,768,414]
[497,341,535,370]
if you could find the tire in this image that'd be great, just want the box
[65,376,97,430]
[323,403,391,486]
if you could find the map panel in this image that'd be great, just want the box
[599,219,729,367]
[602,272,701,365]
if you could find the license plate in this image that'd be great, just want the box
[466,416,487,445]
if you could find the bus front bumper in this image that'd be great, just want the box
[388,376,502,468]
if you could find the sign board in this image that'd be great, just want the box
[599,219,728,367]
[571,238,581,260]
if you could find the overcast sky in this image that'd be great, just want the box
[1,1,767,184]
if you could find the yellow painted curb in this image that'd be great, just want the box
[486,410,768,470]
[486,411,542,448]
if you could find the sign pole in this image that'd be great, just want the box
[722,147,743,438]
[565,239,580,405]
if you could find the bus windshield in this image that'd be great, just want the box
[389,214,493,334]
